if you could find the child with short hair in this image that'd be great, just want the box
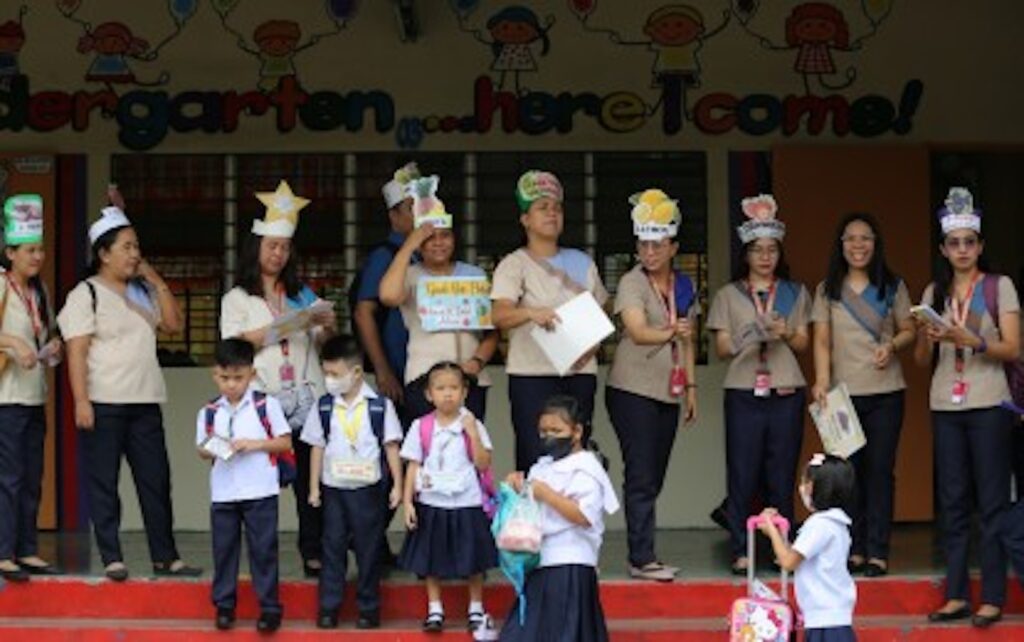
[758,454,858,642]
[500,395,620,642]
[301,334,403,630]
[398,361,499,633]
[196,338,292,632]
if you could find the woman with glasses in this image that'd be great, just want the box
[606,190,698,582]
[913,188,1020,629]
[707,195,811,575]
[811,213,915,577]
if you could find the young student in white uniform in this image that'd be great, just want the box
[500,395,620,642]
[196,339,291,633]
[399,361,498,634]
[301,335,403,631]
[758,454,858,642]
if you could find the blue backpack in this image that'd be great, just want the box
[316,393,390,482]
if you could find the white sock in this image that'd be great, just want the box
[468,600,484,615]
[428,600,444,615]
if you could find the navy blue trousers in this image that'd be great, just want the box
[211,496,281,614]
[849,392,905,560]
[319,483,387,614]
[508,374,596,472]
[292,438,323,564]
[606,387,680,568]
[805,627,857,642]
[1003,495,1024,588]
[81,403,179,566]
[724,389,805,558]
[405,375,489,423]
[933,407,1011,605]
[0,405,45,560]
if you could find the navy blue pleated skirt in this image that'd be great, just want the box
[398,503,497,579]
[499,564,609,642]
[805,626,857,642]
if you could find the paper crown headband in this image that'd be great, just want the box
[515,170,563,212]
[88,205,131,245]
[736,194,786,244]
[252,180,309,239]
[382,162,421,209]
[409,175,453,229]
[630,189,680,241]
[938,187,981,235]
[4,194,43,245]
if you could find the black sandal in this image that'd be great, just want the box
[153,560,202,577]
[468,610,486,632]
[423,611,444,633]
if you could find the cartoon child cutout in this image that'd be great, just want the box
[0,6,26,92]
[76,22,168,87]
[458,5,554,95]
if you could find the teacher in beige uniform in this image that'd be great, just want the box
[606,189,697,582]
[58,192,201,581]
[811,212,915,578]
[491,170,609,471]
[706,194,811,575]
[914,188,1020,629]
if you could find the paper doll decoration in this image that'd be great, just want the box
[737,194,785,244]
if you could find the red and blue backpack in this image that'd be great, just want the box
[204,391,297,487]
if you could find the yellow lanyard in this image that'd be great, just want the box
[335,400,366,446]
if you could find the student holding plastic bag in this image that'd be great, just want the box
[499,395,620,642]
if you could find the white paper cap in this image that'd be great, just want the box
[88,206,131,245]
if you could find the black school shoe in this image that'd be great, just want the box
[423,611,444,633]
[257,612,282,633]
[316,610,339,629]
[215,608,235,630]
[0,565,29,583]
[153,561,203,577]
[357,610,380,629]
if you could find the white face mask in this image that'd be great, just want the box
[800,484,814,512]
[325,373,356,397]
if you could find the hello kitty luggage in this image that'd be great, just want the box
[728,515,793,642]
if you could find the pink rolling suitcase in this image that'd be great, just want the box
[728,515,794,642]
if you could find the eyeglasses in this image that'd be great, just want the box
[747,245,780,257]
[944,236,978,250]
[841,234,876,244]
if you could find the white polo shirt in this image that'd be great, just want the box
[299,383,402,490]
[527,451,620,568]
[792,508,857,629]
[400,408,493,510]
[195,389,291,504]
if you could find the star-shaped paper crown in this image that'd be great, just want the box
[515,170,564,212]
[4,194,43,246]
[410,175,453,229]
[382,162,421,209]
[938,187,982,235]
[252,180,309,239]
[630,189,680,241]
[737,194,786,244]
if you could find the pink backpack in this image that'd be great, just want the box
[418,412,498,520]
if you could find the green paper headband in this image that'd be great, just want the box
[4,194,43,246]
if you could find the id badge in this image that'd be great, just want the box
[279,362,295,384]
[951,380,969,405]
[754,370,772,398]
[328,455,380,484]
[669,365,688,397]
[421,469,465,496]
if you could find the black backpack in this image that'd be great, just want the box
[347,238,402,373]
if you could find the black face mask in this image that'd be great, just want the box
[540,435,575,460]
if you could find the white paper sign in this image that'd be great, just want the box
[201,434,235,461]
[263,300,334,346]
[809,383,867,459]
[529,291,614,376]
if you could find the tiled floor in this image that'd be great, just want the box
[32,524,950,581]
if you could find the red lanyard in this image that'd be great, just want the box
[748,280,777,364]
[264,288,290,356]
[6,275,42,346]
[647,271,679,364]
[951,273,982,374]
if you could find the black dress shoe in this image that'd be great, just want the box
[257,612,282,633]
[21,563,59,576]
[357,610,380,629]
[302,560,321,578]
[0,566,29,583]
[215,608,235,630]
[710,504,730,531]
[316,610,338,629]
[972,610,1002,628]
[863,561,888,578]
[104,564,129,582]
[927,605,971,623]
[153,561,202,577]
[847,558,866,574]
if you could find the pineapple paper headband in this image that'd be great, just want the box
[736,194,786,244]
[409,175,453,229]
[630,189,680,241]
[937,187,981,235]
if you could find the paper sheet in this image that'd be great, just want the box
[529,291,614,376]
[809,383,867,459]
[201,434,234,461]
[263,300,334,346]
